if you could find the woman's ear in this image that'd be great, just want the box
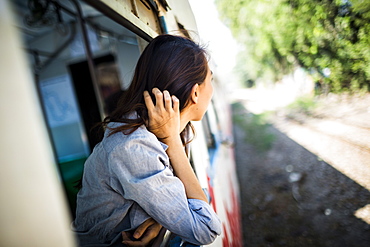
[190,84,199,104]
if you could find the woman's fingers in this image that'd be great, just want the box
[152,88,164,108]
[132,218,155,239]
[172,95,179,113]
[146,88,177,111]
[143,91,154,110]
[121,218,162,247]
[144,88,180,140]
[163,90,172,110]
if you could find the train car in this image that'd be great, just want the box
[0,0,242,246]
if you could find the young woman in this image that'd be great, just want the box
[73,34,221,246]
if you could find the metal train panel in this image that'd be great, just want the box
[2,0,242,246]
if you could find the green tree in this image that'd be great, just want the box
[216,0,370,92]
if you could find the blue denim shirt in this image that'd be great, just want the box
[73,122,221,246]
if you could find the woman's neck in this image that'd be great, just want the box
[180,110,192,133]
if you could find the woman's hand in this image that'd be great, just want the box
[144,89,207,203]
[122,218,162,247]
[143,88,180,143]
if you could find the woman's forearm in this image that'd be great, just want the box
[164,136,208,203]
[144,89,207,202]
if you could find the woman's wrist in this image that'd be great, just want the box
[163,135,182,147]
[165,142,208,202]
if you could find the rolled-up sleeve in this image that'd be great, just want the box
[108,131,221,245]
[186,199,222,244]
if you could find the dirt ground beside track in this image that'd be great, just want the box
[232,94,370,247]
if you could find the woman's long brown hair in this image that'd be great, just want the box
[100,34,209,144]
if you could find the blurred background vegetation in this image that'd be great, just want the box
[215,0,370,93]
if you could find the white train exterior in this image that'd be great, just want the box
[0,0,242,246]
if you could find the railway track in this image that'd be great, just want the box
[274,113,370,187]
[273,112,370,225]
[285,115,370,154]
[313,109,370,131]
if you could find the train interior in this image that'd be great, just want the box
[11,0,150,216]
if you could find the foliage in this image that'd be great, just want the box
[286,96,317,116]
[215,0,370,92]
[232,102,275,152]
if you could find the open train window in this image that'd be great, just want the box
[10,0,145,216]
[11,0,200,218]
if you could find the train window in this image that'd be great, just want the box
[189,155,197,176]
[202,112,217,151]
[201,100,221,163]
[10,0,148,216]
